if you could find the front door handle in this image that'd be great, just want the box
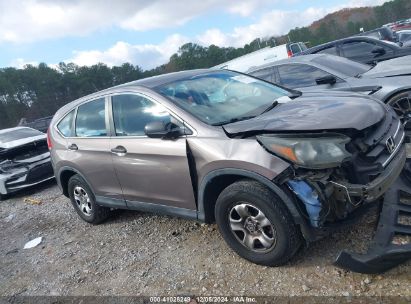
[68,143,78,151]
[111,145,127,155]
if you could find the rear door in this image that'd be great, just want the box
[109,93,196,210]
[65,97,124,204]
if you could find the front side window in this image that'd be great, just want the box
[111,94,183,136]
[317,46,338,55]
[341,41,376,58]
[75,98,107,137]
[312,55,370,77]
[277,64,335,88]
[57,110,75,137]
[155,71,290,125]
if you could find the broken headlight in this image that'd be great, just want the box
[257,133,351,169]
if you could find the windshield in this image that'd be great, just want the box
[155,71,290,125]
[312,55,371,77]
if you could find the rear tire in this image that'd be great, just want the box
[68,174,110,224]
[215,180,302,266]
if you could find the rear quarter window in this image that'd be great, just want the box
[250,68,274,82]
[57,110,75,137]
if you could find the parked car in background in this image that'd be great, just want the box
[397,30,411,47]
[247,54,411,124]
[18,116,53,133]
[355,26,397,42]
[386,19,411,31]
[49,69,410,273]
[297,36,411,65]
[0,127,54,200]
[213,42,307,72]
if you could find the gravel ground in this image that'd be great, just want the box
[0,181,410,297]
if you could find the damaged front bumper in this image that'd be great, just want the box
[334,169,411,274]
[0,153,54,195]
[331,144,406,204]
[288,145,411,273]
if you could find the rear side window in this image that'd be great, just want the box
[277,64,335,88]
[112,94,178,136]
[57,110,75,137]
[250,68,274,82]
[75,98,107,137]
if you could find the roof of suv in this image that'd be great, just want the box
[52,69,226,121]
[115,69,210,89]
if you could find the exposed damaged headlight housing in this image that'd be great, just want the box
[257,133,351,169]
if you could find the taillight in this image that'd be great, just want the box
[47,128,53,150]
[287,50,293,57]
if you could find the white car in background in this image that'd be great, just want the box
[0,127,54,200]
[213,42,307,72]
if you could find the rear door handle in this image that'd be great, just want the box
[111,145,127,155]
[68,143,78,151]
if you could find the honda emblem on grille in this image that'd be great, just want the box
[386,136,396,154]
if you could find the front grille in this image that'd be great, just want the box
[365,119,404,168]
[344,110,405,184]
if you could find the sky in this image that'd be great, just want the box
[0,0,389,70]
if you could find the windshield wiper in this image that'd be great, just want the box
[212,116,256,126]
[260,100,279,115]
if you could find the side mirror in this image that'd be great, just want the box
[371,47,386,56]
[144,121,183,139]
[315,75,336,85]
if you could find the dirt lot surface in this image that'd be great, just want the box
[0,181,410,297]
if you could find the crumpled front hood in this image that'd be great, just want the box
[223,91,387,136]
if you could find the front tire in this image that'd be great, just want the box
[215,180,302,266]
[68,175,110,224]
[387,91,411,129]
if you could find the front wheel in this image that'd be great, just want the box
[215,180,302,266]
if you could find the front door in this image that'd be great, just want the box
[109,93,196,210]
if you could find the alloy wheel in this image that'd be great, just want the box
[228,203,277,252]
[73,186,92,216]
[389,94,411,125]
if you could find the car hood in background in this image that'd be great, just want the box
[362,55,411,78]
[223,91,386,136]
[0,134,46,150]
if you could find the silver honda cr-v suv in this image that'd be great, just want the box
[48,69,407,270]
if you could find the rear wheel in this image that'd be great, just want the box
[215,180,302,266]
[68,175,110,224]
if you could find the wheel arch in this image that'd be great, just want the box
[58,166,94,198]
[197,169,306,229]
[382,87,411,104]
